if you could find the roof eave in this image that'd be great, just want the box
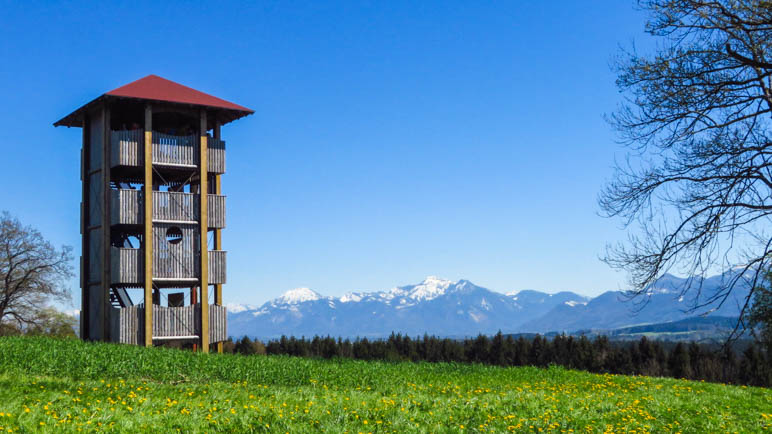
[53,95,107,128]
[54,94,254,128]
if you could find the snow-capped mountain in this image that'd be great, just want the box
[519,270,752,333]
[273,287,322,305]
[228,277,588,339]
[227,271,752,340]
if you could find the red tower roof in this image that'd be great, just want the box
[54,75,254,127]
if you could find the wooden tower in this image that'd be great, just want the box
[55,75,253,353]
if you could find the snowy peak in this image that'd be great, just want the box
[339,292,363,303]
[275,287,322,305]
[225,303,257,313]
[403,276,454,301]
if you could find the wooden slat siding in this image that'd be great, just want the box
[126,306,141,345]
[152,133,197,166]
[114,305,224,343]
[108,247,222,285]
[208,194,226,228]
[111,190,224,228]
[154,191,197,222]
[153,224,197,280]
[208,250,227,284]
[153,305,198,337]
[124,306,140,345]
[208,138,226,174]
[112,306,140,345]
[209,305,227,343]
[110,130,217,170]
[111,189,142,225]
[133,306,141,345]
[151,305,196,339]
[110,247,142,285]
[110,129,143,167]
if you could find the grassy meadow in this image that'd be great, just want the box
[0,336,769,432]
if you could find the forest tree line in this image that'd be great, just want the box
[221,332,771,387]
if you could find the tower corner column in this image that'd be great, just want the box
[200,109,210,353]
[143,105,154,347]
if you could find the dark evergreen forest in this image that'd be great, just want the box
[213,333,771,388]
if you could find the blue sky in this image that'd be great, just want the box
[0,1,652,306]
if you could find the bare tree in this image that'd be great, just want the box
[601,0,772,336]
[0,212,73,332]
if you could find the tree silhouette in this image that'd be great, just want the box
[601,0,772,339]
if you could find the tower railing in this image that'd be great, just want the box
[110,129,226,173]
[110,189,226,228]
[111,189,142,225]
[208,194,226,228]
[111,129,143,166]
[152,133,197,167]
[110,304,227,345]
[154,191,197,222]
[209,250,227,285]
[208,137,226,174]
[110,247,226,286]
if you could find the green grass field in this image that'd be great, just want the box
[0,337,769,432]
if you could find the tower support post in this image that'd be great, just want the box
[102,106,112,341]
[213,122,223,354]
[80,117,90,339]
[143,105,154,347]
[199,110,210,353]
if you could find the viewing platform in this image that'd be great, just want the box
[110,129,226,174]
[110,189,226,229]
[110,304,227,344]
[111,247,226,287]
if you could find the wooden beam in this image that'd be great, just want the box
[213,122,223,354]
[199,110,210,353]
[143,105,153,347]
[102,105,112,341]
[80,116,90,340]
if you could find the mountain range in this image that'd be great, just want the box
[227,271,753,340]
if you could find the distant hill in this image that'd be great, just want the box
[227,270,752,340]
[569,316,742,342]
[520,270,751,333]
